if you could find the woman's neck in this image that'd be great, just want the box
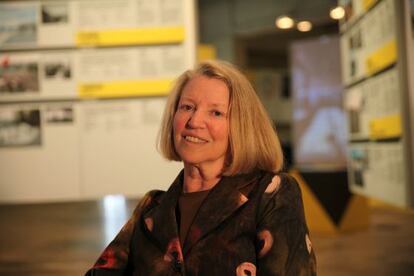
[182,162,223,193]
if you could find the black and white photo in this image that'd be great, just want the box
[41,3,69,24]
[0,108,41,147]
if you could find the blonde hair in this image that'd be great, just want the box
[157,60,284,175]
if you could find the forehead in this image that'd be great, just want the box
[179,75,229,105]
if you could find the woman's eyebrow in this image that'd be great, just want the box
[178,97,195,102]
[209,103,228,109]
[180,97,227,108]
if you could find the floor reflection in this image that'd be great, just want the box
[0,199,413,275]
[101,195,128,246]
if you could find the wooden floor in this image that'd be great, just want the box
[1,197,414,276]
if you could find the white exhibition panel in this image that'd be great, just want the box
[0,51,77,102]
[0,103,81,202]
[349,142,406,206]
[79,98,183,199]
[340,0,414,207]
[0,0,189,49]
[0,99,184,202]
[0,0,196,202]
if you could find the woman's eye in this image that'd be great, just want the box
[212,110,223,117]
[179,104,193,111]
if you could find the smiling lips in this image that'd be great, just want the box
[184,135,208,143]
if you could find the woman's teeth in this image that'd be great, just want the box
[185,136,206,143]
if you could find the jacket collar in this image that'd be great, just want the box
[142,169,262,256]
[142,171,183,257]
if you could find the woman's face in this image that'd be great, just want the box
[173,75,230,170]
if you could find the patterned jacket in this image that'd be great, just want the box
[86,170,317,275]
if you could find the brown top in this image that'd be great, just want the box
[178,189,210,246]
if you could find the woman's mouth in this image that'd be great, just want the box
[184,135,208,143]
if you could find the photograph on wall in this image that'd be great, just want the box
[344,87,363,135]
[0,56,39,94]
[43,58,71,80]
[0,108,41,147]
[38,51,76,99]
[45,106,73,123]
[349,147,369,187]
[0,2,37,48]
[41,2,69,24]
[37,1,75,47]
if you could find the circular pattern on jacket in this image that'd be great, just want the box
[265,175,281,194]
[163,238,183,263]
[236,262,256,276]
[257,229,273,258]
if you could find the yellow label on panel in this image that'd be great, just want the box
[197,44,217,61]
[366,39,397,76]
[362,0,378,11]
[78,79,173,98]
[369,114,402,139]
[76,26,185,47]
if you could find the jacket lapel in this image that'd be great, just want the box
[182,171,262,255]
[142,171,183,255]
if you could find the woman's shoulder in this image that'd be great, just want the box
[132,189,166,215]
[257,170,305,213]
[258,170,301,195]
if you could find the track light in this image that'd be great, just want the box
[275,15,294,29]
[297,21,312,32]
[330,6,345,20]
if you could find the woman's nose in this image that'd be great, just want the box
[186,110,205,128]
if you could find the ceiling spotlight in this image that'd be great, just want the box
[275,15,294,29]
[330,6,345,20]
[297,21,312,32]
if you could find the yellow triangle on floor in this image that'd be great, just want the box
[289,169,338,235]
[339,195,370,232]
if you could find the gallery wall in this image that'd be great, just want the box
[0,0,197,202]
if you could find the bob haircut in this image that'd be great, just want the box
[157,60,284,175]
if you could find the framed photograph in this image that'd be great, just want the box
[0,56,39,94]
[0,2,37,48]
[0,108,41,147]
[44,59,71,80]
[45,106,73,123]
[41,3,69,24]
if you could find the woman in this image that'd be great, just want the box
[86,60,316,275]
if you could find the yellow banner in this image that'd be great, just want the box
[78,79,174,98]
[366,39,397,76]
[369,113,402,139]
[76,26,185,47]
